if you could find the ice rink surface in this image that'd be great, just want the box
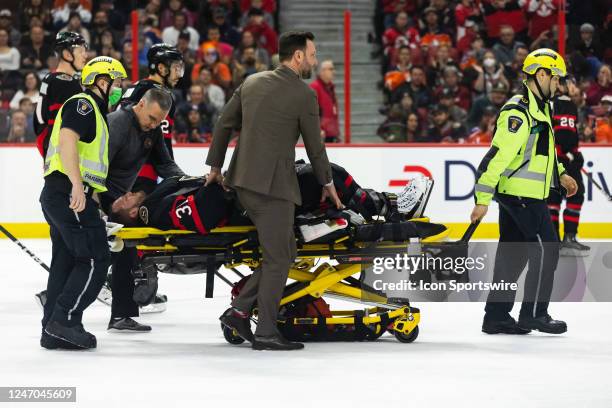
[0,240,611,408]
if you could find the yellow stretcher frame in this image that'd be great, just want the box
[114,218,458,344]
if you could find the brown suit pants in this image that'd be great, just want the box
[231,187,297,336]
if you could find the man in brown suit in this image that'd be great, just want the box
[205,31,342,350]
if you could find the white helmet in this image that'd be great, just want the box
[397,176,434,219]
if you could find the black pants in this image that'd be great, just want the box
[484,195,560,321]
[548,165,585,237]
[40,178,110,329]
[110,246,139,318]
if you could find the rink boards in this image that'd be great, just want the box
[1,144,611,239]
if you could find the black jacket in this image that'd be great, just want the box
[100,104,185,212]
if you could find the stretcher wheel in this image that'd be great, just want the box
[222,324,245,345]
[394,326,419,343]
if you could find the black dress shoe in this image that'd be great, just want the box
[220,308,254,342]
[518,315,567,334]
[107,317,152,332]
[44,321,97,349]
[482,317,531,335]
[252,333,304,351]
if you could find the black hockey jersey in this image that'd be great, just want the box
[552,95,579,157]
[35,71,82,157]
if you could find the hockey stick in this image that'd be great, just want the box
[0,224,50,272]
[581,169,612,201]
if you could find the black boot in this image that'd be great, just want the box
[220,307,254,342]
[107,317,152,332]
[482,317,531,335]
[518,315,567,334]
[252,333,304,351]
[40,331,86,350]
[44,321,97,349]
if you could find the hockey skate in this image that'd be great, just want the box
[559,233,590,257]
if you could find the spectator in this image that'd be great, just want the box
[202,25,232,53]
[160,0,196,31]
[162,12,199,51]
[0,9,21,47]
[419,7,452,50]
[176,108,210,143]
[242,8,278,56]
[232,45,267,87]
[20,26,52,71]
[471,50,510,95]
[377,101,414,143]
[240,0,276,14]
[18,96,36,136]
[6,109,35,143]
[310,60,340,143]
[492,25,526,66]
[437,66,471,111]
[177,30,196,66]
[467,105,496,143]
[390,65,432,109]
[195,66,225,111]
[457,19,480,58]
[388,45,412,74]
[234,29,270,68]
[574,23,604,61]
[586,64,612,106]
[424,104,467,142]
[10,71,40,110]
[455,0,481,43]
[438,87,467,123]
[143,0,162,25]
[524,0,559,40]
[0,28,21,71]
[37,54,59,79]
[481,0,527,44]
[382,11,420,60]
[59,12,90,44]
[20,0,53,32]
[98,0,125,32]
[426,44,459,86]
[240,0,275,28]
[404,111,422,142]
[468,81,508,129]
[52,0,91,29]
[594,95,612,143]
[96,29,121,61]
[211,8,241,47]
[176,84,217,140]
[430,0,457,38]
[196,43,232,90]
[503,44,529,93]
[529,24,561,51]
[90,10,117,55]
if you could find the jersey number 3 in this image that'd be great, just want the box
[175,199,191,219]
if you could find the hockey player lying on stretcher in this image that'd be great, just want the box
[109,162,433,239]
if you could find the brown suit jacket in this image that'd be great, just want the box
[206,65,332,205]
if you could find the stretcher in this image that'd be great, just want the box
[113,217,477,344]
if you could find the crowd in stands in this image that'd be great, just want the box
[375,0,612,144]
[1,0,611,145]
[0,0,279,143]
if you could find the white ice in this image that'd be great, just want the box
[0,240,611,408]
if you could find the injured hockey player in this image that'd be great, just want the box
[109,162,433,239]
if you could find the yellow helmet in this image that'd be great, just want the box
[522,48,567,77]
[81,56,127,86]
